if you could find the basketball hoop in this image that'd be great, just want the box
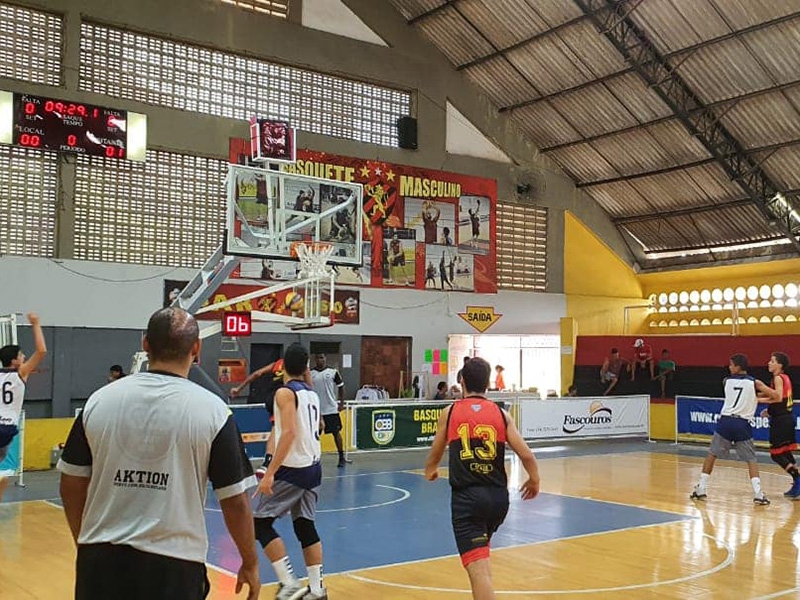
[290,241,335,278]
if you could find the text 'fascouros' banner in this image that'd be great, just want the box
[519,396,649,440]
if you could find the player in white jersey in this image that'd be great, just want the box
[311,353,351,468]
[0,313,46,501]
[691,353,774,505]
[253,343,327,600]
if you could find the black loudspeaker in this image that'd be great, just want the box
[397,116,418,150]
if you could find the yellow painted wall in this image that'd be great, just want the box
[649,402,676,441]
[640,257,800,336]
[563,211,648,336]
[24,418,73,471]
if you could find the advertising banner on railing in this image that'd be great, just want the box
[355,402,450,450]
[676,396,800,443]
[518,396,649,440]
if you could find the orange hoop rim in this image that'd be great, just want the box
[289,240,334,258]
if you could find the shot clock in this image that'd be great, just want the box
[0,90,147,161]
[222,312,253,337]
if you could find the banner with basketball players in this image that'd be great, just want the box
[163,280,360,325]
[229,141,498,293]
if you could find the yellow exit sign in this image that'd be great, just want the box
[458,306,503,333]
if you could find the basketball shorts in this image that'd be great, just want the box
[323,413,342,434]
[390,255,405,267]
[253,479,319,521]
[76,543,209,600]
[0,442,9,463]
[710,416,756,462]
[451,486,509,567]
[769,413,798,455]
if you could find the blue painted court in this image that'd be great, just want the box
[203,467,692,583]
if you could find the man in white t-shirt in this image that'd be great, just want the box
[0,312,47,501]
[58,307,260,600]
[690,353,776,505]
[253,343,327,600]
[311,353,351,468]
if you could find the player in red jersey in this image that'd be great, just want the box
[424,357,540,600]
[760,352,800,498]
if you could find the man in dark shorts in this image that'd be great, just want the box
[424,357,540,599]
[760,352,800,498]
[310,353,351,468]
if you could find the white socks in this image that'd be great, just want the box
[697,472,709,493]
[308,564,324,594]
[272,556,297,586]
[751,477,763,497]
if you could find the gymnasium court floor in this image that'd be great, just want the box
[3,441,799,599]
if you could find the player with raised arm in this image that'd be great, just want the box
[425,357,540,600]
[0,313,46,501]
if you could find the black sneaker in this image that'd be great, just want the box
[753,495,770,506]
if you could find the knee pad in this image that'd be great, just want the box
[293,517,320,548]
[771,452,794,470]
[254,517,279,548]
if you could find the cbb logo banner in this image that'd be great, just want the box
[372,410,396,445]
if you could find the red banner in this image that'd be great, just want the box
[229,141,498,293]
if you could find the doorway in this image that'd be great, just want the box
[360,336,412,398]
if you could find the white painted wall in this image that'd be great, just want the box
[0,256,565,367]
[302,0,387,46]
[446,102,512,163]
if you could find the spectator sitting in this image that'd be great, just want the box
[434,381,448,400]
[600,348,629,396]
[566,385,578,397]
[631,338,654,381]
[655,349,677,397]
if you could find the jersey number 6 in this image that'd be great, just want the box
[2,381,13,405]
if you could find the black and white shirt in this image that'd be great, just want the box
[57,371,256,564]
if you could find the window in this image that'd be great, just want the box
[0,146,58,257]
[219,0,289,17]
[0,2,61,85]
[73,151,227,267]
[496,203,547,291]
[79,23,412,148]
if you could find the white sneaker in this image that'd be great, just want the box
[690,485,707,500]
[276,581,308,600]
[303,589,328,600]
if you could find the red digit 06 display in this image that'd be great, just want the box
[13,93,128,159]
[222,312,253,337]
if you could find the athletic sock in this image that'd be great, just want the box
[751,477,763,497]
[697,472,709,492]
[308,564,324,594]
[272,556,297,586]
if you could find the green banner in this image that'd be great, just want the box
[355,403,450,450]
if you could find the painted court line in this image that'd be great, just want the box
[339,519,692,577]
[751,587,800,600]
[348,528,734,595]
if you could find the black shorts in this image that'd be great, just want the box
[451,486,509,566]
[323,413,342,434]
[76,543,210,600]
[769,413,798,454]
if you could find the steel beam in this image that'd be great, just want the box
[575,0,800,253]
[613,199,754,225]
[498,9,800,113]
[407,0,458,24]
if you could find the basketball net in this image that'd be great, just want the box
[291,241,335,279]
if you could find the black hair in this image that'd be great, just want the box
[284,343,310,377]
[0,345,20,367]
[145,308,199,362]
[611,348,619,354]
[437,381,447,390]
[461,357,491,394]
[110,364,124,374]
[730,353,748,371]
[772,352,790,371]
[661,349,669,354]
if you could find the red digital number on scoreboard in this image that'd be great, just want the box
[222,312,252,337]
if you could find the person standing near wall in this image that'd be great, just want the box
[58,307,259,599]
[0,313,47,501]
[311,353,351,468]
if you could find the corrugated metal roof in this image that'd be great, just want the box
[389,0,800,263]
